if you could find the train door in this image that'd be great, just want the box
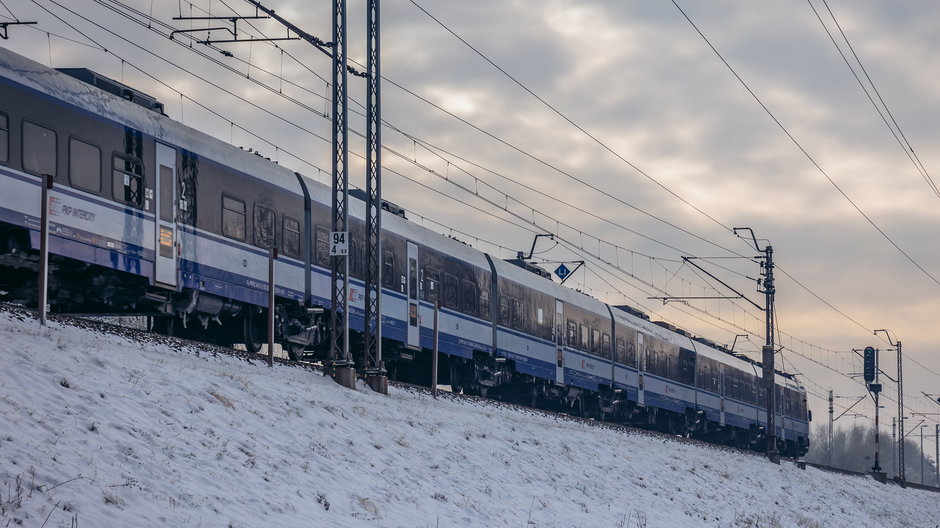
[406,241,420,349]
[718,364,726,426]
[154,143,177,289]
[554,300,564,385]
[637,332,645,406]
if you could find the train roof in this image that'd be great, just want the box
[0,47,301,193]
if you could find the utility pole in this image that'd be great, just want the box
[828,389,834,464]
[734,227,778,463]
[935,424,939,487]
[363,0,387,394]
[892,417,897,478]
[921,425,927,485]
[861,346,884,480]
[875,330,903,486]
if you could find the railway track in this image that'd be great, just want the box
[3,301,937,493]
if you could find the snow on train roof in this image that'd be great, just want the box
[0,47,299,192]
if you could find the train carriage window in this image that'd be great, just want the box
[601,333,611,360]
[615,338,626,364]
[113,156,144,208]
[382,250,395,288]
[443,273,458,309]
[424,267,440,302]
[579,324,589,351]
[349,239,361,278]
[315,227,330,267]
[158,166,173,222]
[23,121,57,177]
[566,320,577,347]
[626,341,637,367]
[479,288,490,320]
[0,112,8,163]
[590,328,601,354]
[511,299,525,331]
[499,297,510,326]
[282,216,301,258]
[460,280,477,316]
[254,205,276,249]
[221,195,246,240]
[69,138,101,193]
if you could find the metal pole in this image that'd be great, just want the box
[873,390,881,472]
[329,0,354,388]
[933,424,940,487]
[363,0,386,394]
[916,425,924,484]
[38,174,52,326]
[267,247,276,368]
[828,389,834,464]
[763,245,778,463]
[876,330,905,486]
[897,340,905,486]
[432,301,440,399]
[892,417,897,478]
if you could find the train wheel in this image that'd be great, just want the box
[286,342,305,361]
[242,309,265,354]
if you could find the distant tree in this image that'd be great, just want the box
[806,421,938,486]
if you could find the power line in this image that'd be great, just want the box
[671,0,940,289]
[810,0,940,200]
[407,0,736,239]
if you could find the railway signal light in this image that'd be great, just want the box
[863,346,876,383]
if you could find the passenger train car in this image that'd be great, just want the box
[0,47,809,456]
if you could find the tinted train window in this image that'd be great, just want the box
[601,333,611,359]
[382,250,394,288]
[443,273,458,309]
[460,280,477,316]
[579,325,589,351]
[221,195,246,240]
[511,299,525,331]
[254,206,275,249]
[499,297,510,327]
[0,113,8,163]
[424,267,440,302]
[349,239,360,277]
[69,138,101,193]
[158,165,173,221]
[479,288,490,320]
[615,338,626,364]
[282,216,301,258]
[23,121,56,177]
[113,156,143,207]
[566,320,577,347]
[315,227,329,267]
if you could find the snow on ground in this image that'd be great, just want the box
[0,310,936,528]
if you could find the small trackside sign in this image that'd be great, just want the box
[330,231,348,256]
[554,264,570,280]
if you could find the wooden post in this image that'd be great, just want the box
[267,247,277,367]
[38,175,52,326]
[432,300,440,398]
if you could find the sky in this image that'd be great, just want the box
[1,308,938,526]
[1,0,939,433]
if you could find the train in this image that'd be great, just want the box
[0,46,809,456]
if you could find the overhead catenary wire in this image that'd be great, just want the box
[809,0,940,200]
[671,0,940,289]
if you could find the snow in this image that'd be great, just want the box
[0,309,936,527]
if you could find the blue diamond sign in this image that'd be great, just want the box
[554,264,570,280]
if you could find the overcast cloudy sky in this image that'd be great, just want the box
[2,0,939,428]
